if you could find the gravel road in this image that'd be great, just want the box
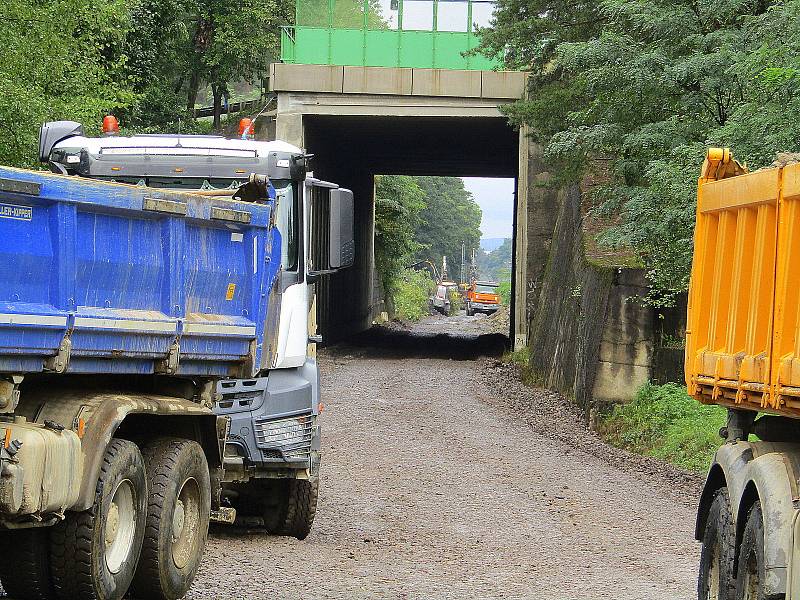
[188,315,701,600]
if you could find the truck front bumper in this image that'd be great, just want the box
[473,303,499,312]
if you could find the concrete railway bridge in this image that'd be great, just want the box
[269,63,548,349]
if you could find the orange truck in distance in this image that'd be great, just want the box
[689,148,800,600]
[465,281,501,316]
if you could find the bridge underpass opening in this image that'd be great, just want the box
[301,114,520,344]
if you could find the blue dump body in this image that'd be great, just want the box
[0,166,280,377]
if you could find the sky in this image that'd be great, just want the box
[462,177,514,239]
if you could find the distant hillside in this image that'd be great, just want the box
[480,237,508,252]
[477,238,512,282]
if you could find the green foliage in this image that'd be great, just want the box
[0,0,134,167]
[124,0,291,128]
[479,0,800,304]
[374,176,426,297]
[413,177,482,271]
[0,0,291,166]
[393,269,434,321]
[497,280,512,305]
[504,345,530,366]
[477,238,512,282]
[599,383,726,472]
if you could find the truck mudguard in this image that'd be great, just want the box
[15,386,224,512]
[698,441,800,596]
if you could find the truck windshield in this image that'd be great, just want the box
[476,285,498,293]
[274,181,298,271]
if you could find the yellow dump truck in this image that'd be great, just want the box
[688,148,800,600]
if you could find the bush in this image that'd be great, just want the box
[497,281,511,305]
[392,269,434,321]
[598,383,726,473]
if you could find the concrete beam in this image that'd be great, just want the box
[343,67,413,95]
[270,63,343,93]
[411,69,482,98]
[278,92,508,118]
[481,71,527,100]
[271,63,527,101]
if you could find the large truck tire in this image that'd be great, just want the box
[698,488,736,600]
[735,502,776,600]
[266,478,319,540]
[130,438,210,600]
[51,438,147,600]
[0,528,55,599]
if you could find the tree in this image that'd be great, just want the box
[477,238,512,282]
[0,0,134,167]
[124,0,292,130]
[476,0,798,304]
[374,175,426,295]
[413,177,482,273]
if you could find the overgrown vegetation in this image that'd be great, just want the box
[0,0,292,167]
[476,0,800,305]
[598,383,726,473]
[392,269,434,322]
[497,281,511,305]
[374,176,426,300]
[413,177,482,269]
[374,175,483,317]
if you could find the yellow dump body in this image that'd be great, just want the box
[687,148,800,416]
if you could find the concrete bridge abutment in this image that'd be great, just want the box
[270,63,538,347]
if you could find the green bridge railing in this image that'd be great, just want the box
[281,0,500,70]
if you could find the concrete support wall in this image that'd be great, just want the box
[526,181,659,418]
[592,271,654,407]
[512,129,529,350]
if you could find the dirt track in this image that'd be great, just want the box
[188,314,701,600]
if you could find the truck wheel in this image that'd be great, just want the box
[265,478,319,540]
[131,438,210,600]
[466,303,473,316]
[735,502,771,600]
[698,488,736,600]
[51,438,147,600]
[0,528,55,599]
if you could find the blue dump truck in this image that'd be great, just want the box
[0,119,354,600]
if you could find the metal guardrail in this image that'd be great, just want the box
[193,98,268,119]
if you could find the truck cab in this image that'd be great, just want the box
[466,281,501,316]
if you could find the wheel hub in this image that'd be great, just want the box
[104,479,136,574]
[172,499,186,541]
[105,503,119,547]
[172,477,201,570]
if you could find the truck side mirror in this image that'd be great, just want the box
[308,185,355,279]
[329,188,354,269]
[39,121,84,163]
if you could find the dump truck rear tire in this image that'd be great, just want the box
[735,502,776,600]
[130,438,210,600]
[51,438,147,600]
[0,527,55,600]
[698,488,736,600]
[265,478,319,540]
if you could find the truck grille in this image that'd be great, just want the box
[253,415,313,461]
